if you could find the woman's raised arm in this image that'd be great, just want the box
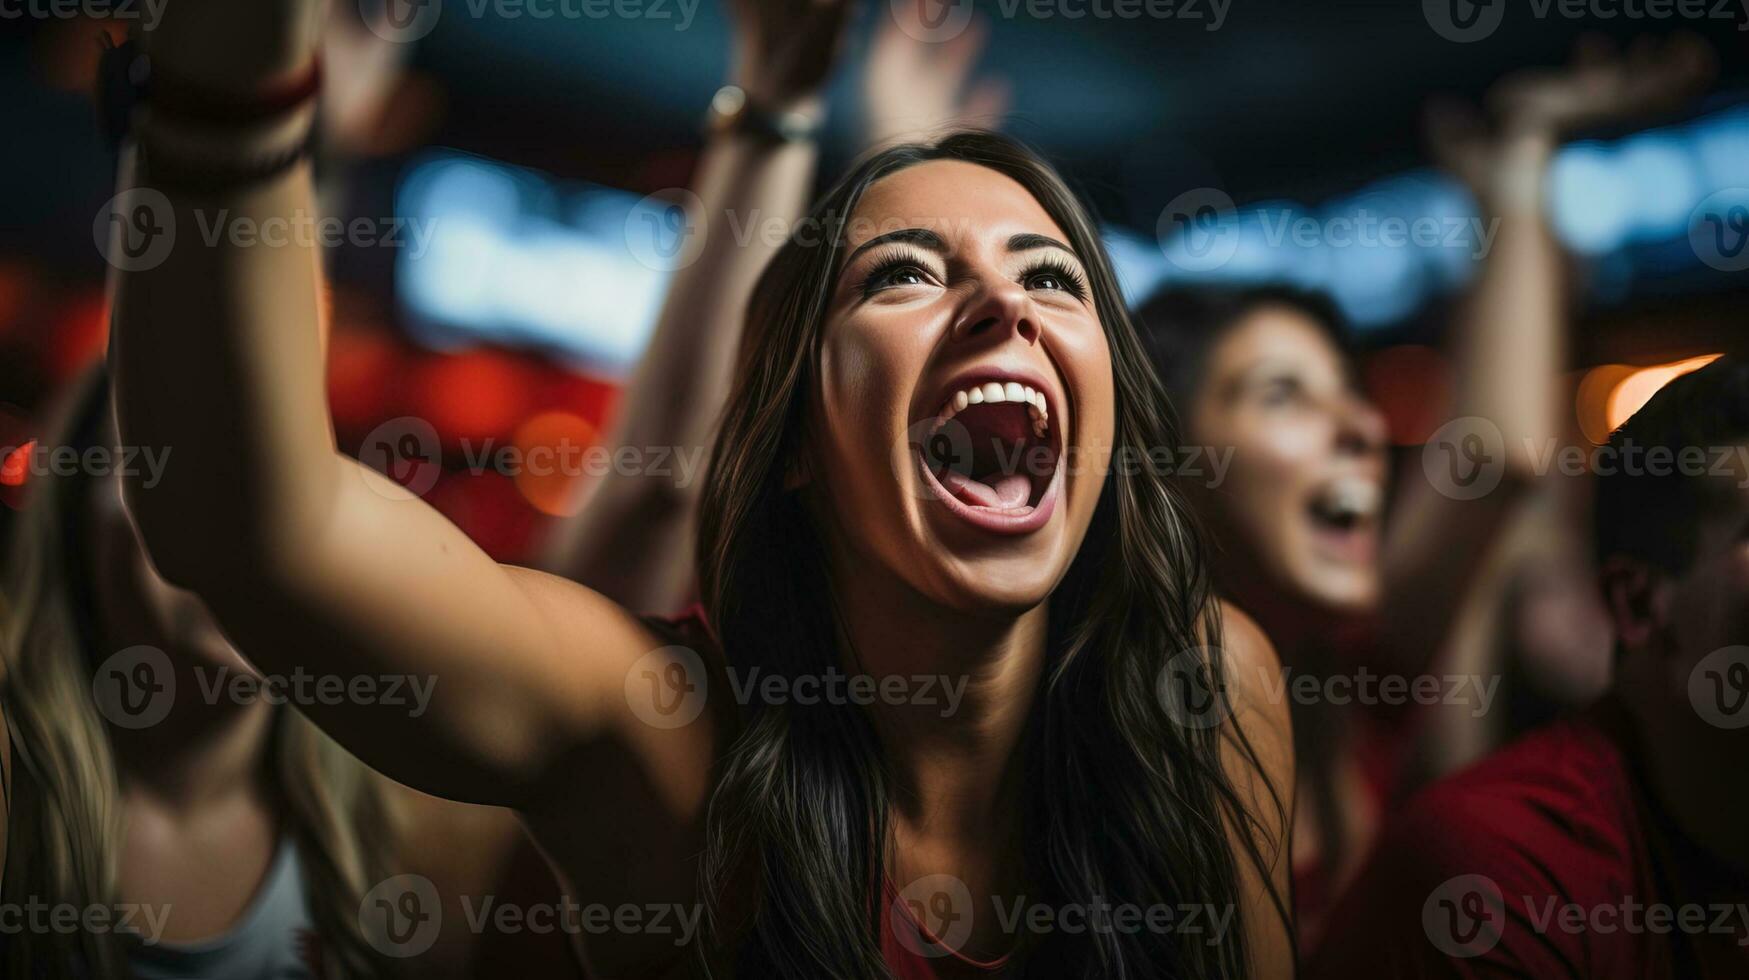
[108,2,708,818]
[1380,36,1716,667]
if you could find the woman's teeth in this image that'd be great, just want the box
[1311,478,1381,525]
[939,382,1050,438]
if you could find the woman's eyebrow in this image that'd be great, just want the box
[842,228,948,268]
[1007,232,1079,259]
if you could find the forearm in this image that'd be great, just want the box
[1452,131,1564,474]
[545,126,818,610]
[111,133,341,584]
[1380,134,1563,664]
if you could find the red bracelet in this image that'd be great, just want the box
[98,36,321,142]
[149,56,323,128]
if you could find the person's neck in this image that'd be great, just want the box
[110,661,277,813]
[1621,693,1749,878]
[830,558,1046,849]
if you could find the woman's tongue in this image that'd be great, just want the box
[935,403,1037,510]
[939,468,1032,509]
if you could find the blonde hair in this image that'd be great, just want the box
[1,369,401,979]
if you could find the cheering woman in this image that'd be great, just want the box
[102,0,1294,976]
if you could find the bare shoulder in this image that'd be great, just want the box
[1210,600,1293,808]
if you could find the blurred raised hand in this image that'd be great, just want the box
[731,0,859,110]
[1426,33,1716,193]
[865,1,1010,147]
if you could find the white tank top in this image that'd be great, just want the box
[127,838,320,980]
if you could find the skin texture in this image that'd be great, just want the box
[809,160,1112,615]
[88,459,573,973]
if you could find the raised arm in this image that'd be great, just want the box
[541,0,852,613]
[1379,35,1716,666]
[108,2,705,822]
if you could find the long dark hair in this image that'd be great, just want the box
[695,132,1289,978]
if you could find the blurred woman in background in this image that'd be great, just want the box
[1136,35,1715,947]
[0,369,405,978]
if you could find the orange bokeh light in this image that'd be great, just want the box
[512,410,598,517]
[1604,354,1723,434]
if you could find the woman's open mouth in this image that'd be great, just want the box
[915,378,1063,535]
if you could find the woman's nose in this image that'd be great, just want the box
[952,275,1041,347]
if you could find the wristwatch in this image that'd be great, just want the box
[705,85,821,144]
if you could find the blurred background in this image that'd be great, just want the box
[1,2,1745,562]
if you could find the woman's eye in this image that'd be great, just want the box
[1260,378,1303,405]
[866,263,931,293]
[1027,272,1067,291]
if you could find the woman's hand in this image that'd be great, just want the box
[1426,33,1715,200]
[728,0,858,112]
[864,3,1009,147]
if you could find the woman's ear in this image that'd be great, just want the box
[1599,555,1666,652]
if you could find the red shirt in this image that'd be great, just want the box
[1306,703,1749,978]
